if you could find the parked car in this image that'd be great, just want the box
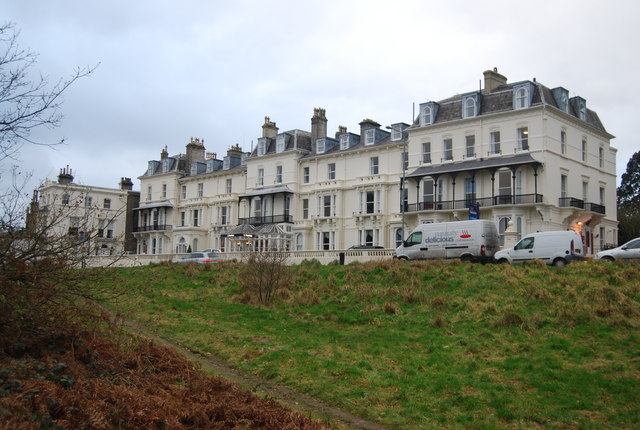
[202,248,221,253]
[494,230,583,267]
[178,252,223,264]
[595,237,640,262]
[394,220,499,262]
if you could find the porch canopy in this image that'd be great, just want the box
[406,153,542,181]
[133,200,174,211]
[238,185,294,201]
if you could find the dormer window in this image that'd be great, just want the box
[276,135,285,153]
[365,129,375,146]
[317,139,325,154]
[419,102,439,126]
[513,83,534,110]
[515,87,528,109]
[421,105,432,125]
[257,138,266,156]
[552,87,570,113]
[162,158,172,173]
[147,161,157,176]
[463,97,476,118]
[578,100,586,120]
[340,134,349,150]
[390,123,408,141]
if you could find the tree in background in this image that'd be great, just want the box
[617,151,640,244]
[0,22,100,354]
[0,22,96,162]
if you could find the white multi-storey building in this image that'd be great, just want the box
[136,69,617,255]
[34,167,140,255]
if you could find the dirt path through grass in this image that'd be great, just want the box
[115,314,388,430]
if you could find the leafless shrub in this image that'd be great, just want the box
[240,251,292,305]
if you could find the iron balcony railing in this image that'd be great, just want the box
[404,193,543,213]
[133,224,173,232]
[558,197,606,215]
[238,214,293,226]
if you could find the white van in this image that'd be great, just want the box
[394,220,499,262]
[494,230,583,267]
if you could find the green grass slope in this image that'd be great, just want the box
[99,259,640,429]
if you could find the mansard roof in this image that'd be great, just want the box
[414,80,608,135]
[249,129,313,157]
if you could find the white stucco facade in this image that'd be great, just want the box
[135,70,618,256]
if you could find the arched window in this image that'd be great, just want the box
[515,87,528,109]
[464,98,476,118]
[177,237,187,253]
[395,228,404,248]
[296,233,303,251]
[421,106,432,125]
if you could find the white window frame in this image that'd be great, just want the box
[515,87,528,109]
[421,106,432,126]
[257,168,264,186]
[370,156,379,175]
[561,130,567,155]
[490,131,501,155]
[197,183,203,197]
[317,140,325,154]
[582,139,588,162]
[463,97,476,118]
[328,163,336,180]
[517,127,529,151]
[422,142,431,163]
[391,125,403,141]
[443,138,453,161]
[181,185,186,199]
[276,135,285,153]
[303,166,310,183]
[465,135,475,158]
[226,178,232,193]
[365,129,375,146]
[276,165,283,183]
[340,134,349,150]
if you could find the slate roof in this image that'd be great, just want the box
[414,80,608,135]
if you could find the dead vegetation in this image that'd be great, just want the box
[0,324,329,429]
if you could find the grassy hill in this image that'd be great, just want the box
[100,259,640,429]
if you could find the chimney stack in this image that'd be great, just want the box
[483,67,508,93]
[311,107,328,143]
[58,165,74,185]
[119,177,134,191]
[185,136,206,169]
[262,116,279,138]
[160,145,169,159]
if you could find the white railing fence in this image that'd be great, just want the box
[84,249,396,267]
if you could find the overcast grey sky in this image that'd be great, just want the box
[3,0,639,191]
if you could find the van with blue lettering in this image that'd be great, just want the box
[394,220,499,262]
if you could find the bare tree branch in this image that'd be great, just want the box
[0,22,98,162]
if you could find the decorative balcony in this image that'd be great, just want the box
[238,214,293,226]
[133,224,173,232]
[404,193,543,213]
[559,197,606,215]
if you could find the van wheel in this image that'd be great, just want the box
[552,258,566,268]
[496,258,509,265]
[460,255,473,263]
[601,256,615,262]
[398,256,409,261]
